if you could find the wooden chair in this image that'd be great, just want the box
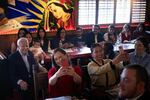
[81,65,92,100]
[33,67,48,100]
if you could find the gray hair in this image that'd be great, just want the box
[17,37,28,47]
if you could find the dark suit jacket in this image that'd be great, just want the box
[41,38,49,52]
[51,36,71,49]
[118,91,150,100]
[138,91,150,100]
[71,35,87,47]
[85,32,104,47]
[9,51,37,88]
[0,59,12,99]
[51,37,60,49]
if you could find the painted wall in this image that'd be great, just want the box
[0,0,76,35]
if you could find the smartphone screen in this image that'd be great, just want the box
[61,59,70,68]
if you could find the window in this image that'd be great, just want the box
[132,0,146,23]
[116,0,131,23]
[78,0,146,25]
[78,0,96,25]
[98,0,114,24]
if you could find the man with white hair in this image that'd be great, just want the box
[9,37,37,100]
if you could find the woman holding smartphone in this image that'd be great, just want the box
[48,48,82,98]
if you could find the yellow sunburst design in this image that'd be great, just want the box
[25,0,72,31]
[24,0,46,29]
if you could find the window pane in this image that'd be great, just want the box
[98,0,114,24]
[78,0,96,25]
[116,0,131,23]
[132,0,146,23]
[78,0,146,25]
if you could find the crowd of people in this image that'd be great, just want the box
[0,23,150,100]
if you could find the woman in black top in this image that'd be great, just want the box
[37,27,49,52]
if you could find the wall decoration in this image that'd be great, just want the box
[0,0,75,35]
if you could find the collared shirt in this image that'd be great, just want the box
[129,52,150,76]
[19,50,30,72]
[126,93,143,100]
[95,34,98,43]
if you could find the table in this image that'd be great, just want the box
[47,46,91,59]
[45,96,84,100]
[44,47,91,68]
[45,96,72,100]
[113,43,135,52]
[65,47,91,59]
[46,43,135,60]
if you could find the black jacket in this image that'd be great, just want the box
[118,91,150,100]
[8,51,37,88]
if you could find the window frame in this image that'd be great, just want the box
[77,0,146,27]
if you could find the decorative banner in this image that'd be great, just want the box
[0,0,75,35]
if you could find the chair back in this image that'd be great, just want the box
[33,65,48,100]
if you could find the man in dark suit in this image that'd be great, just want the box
[85,25,104,47]
[71,27,86,48]
[118,64,150,100]
[9,37,37,100]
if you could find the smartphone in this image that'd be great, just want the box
[61,59,70,68]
